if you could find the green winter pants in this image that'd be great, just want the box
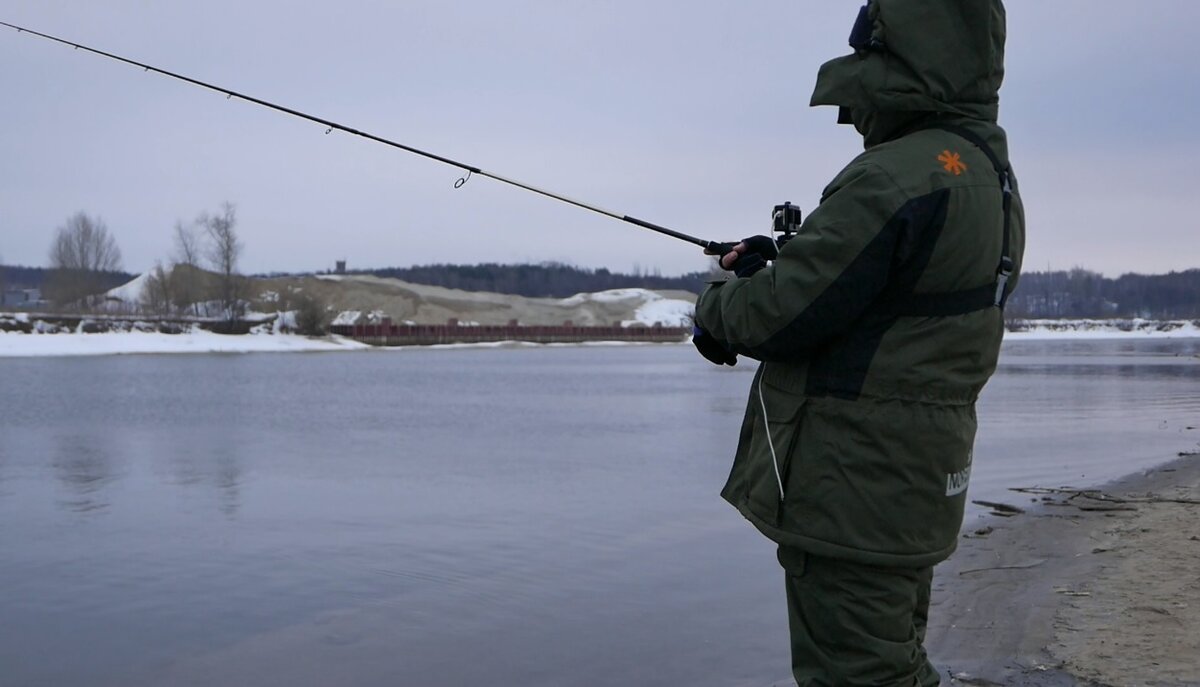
[777,547,941,687]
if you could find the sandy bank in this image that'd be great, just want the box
[928,452,1200,686]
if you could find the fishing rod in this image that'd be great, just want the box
[2,20,739,255]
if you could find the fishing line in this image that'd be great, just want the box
[1,20,734,254]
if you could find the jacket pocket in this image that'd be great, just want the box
[743,369,807,517]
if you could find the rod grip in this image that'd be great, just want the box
[704,241,737,256]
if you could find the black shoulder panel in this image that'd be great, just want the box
[740,189,951,381]
[802,188,952,399]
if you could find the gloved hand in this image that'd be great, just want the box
[713,235,780,278]
[692,325,737,366]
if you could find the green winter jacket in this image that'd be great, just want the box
[694,0,1024,568]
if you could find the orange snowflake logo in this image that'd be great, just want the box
[938,150,967,175]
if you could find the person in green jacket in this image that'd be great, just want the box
[692,1,1024,684]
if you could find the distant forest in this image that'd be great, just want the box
[1005,268,1200,319]
[360,263,715,298]
[5,262,1198,319]
[1,265,133,293]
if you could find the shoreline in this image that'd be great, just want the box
[0,329,694,358]
[0,330,372,357]
[928,451,1200,686]
[1,327,1198,359]
[3,308,1198,359]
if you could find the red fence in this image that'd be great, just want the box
[330,322,690,346]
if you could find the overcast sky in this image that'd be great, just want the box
[2,2,1197,278]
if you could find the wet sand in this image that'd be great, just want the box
[927,452,1200,686]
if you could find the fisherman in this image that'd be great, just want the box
[692,1,1024,684]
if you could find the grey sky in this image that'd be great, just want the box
[2,2,1197,278]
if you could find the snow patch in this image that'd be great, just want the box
[554,288,695,327]
[103,272,153,305]
[625,298,694,327]
[558,288,659,306]
[331,311,362,326]
[1006,319,1200,340]
[273,311,298,333]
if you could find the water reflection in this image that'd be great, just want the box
[0,442,8,499]
[158,436,244,517]
[215,454,241,517]
[52,434,118,513]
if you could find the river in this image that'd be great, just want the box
[1,339,1197,686]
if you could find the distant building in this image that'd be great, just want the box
[335,260,346,275]
[1,288,43,309]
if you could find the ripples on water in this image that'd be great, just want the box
[1,339,1197,686]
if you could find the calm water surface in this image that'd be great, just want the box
[1,339,1198,686]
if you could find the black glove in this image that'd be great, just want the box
[727,235,780,278]
[692,325,737,366]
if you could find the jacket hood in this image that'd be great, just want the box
[810,0,1006,123]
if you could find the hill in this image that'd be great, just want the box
[255,274,697,327]
[353,263,713,298]
[91,270,698,328]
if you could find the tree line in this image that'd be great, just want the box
[0,264,132,296]
[1005,268,1200,319]
[2,204,249,323]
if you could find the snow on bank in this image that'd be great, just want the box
[557,288,694,327]
[0,329,368,358]
[103,271,152,305]
[627,297,694,328]
[559,288,655,306]
[6,317,1194,359]
[1006,319,1200,340]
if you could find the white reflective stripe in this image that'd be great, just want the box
[993,273,1009,307]
[757,364,786,501]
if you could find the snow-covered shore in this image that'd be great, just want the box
[0,278,702,358]
[1005,318,1200,340]
[0,328,369,357]
[3,312,1197,359]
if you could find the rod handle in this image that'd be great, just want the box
[704,241,737,256]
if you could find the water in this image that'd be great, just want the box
[1,339,1198,686]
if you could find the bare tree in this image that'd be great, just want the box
[199,202,244,323]
[170,220,204,316]
[140,261,175,316]
[173,220,202,267]
[50,212,123,272]
[46,212,123,309]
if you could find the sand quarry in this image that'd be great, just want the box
[249,273,696,328]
